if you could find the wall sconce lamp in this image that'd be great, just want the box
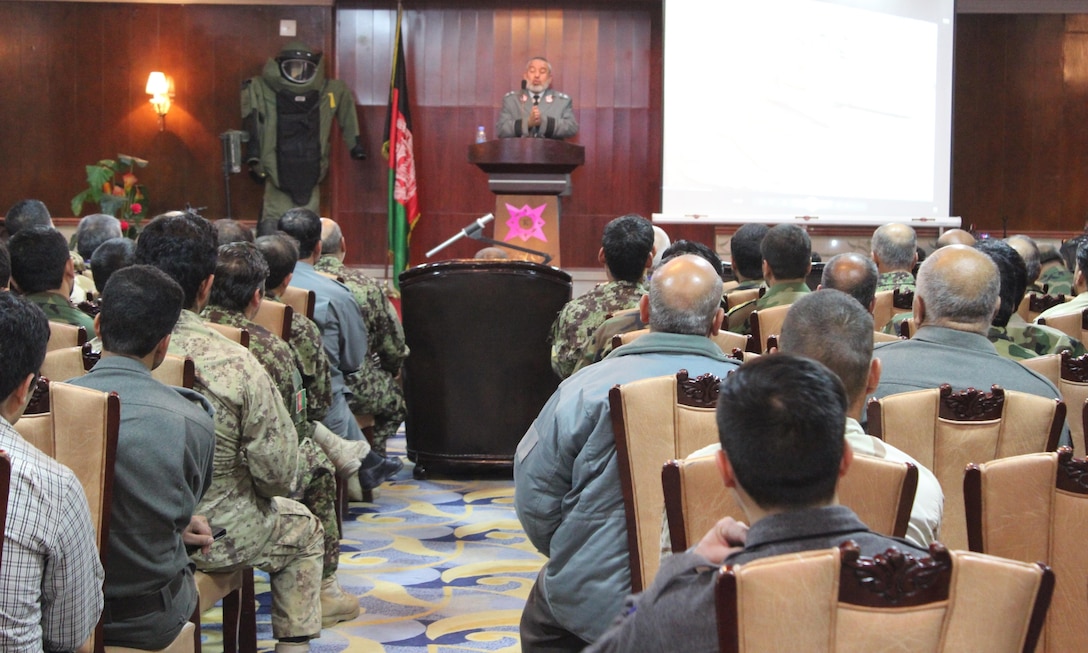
[146,72,174,131]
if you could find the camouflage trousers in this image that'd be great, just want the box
[259,180,319,235]
[346,359,405,455]
[292,437,340,579]
[203,496,324,639]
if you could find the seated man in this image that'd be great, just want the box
[0,292,103,651]
[550,214,654,379]
[723,223,768,293]
[975,239,1085,359]
[89,237,136,293]
[135,212,325,652]
[277,208,402,489]
[588,355,930,653]
[726,223,811,334]
[8,225,95,331]
[3,198,53,238]
[1036,239,1088,321]
[515,254,743,651]
[1040,241,1075,295]
[871,223,917,292]
[1006,234,1043,293]
[871,245,1061,403]
[317,217,408,456]
[819,252,879,311]
[68,265,216,648]
[202,242,361,626]
[74,213,123,263]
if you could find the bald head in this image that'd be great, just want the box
[871,223,917,272]
[915,245,999,333]
[936,228,976,248]
[1006,235,1041,286]
[646,254,725,336]
[320,218,344,258]
[820,252,879,310]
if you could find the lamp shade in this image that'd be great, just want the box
[146,72,169,95]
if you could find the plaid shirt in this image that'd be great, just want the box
[0,417,103,652]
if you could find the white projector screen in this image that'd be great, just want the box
[657,0,956,225]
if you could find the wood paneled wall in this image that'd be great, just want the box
[953,13,1088,235]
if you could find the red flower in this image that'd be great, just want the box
[120,220,130,232]
[130,203,142,215]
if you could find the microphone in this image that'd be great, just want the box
[426,214,495,258]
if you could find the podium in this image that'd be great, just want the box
[468,139,585,266]
[399,259,572,477]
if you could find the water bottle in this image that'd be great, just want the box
[475,125,487,144]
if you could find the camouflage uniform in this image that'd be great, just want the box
[25,291,96,331]
[1039,265,1074,296]
[1035,292,1088,322]
[315,256,407,453]
[202,306,340,579]
[573,307,646,375]
[726,281,810,335]
[168,310,323,639]
[550,279,647,379]
[876,270,916,293]
[265,294,335,425]
[883,311,913,336]
[987,314,1088,360]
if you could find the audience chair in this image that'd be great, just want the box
[872,287,914,332]
[897,316,918,339]
[662,452,917,554]
[252,300,294,341]
[1020,352,1088,457]
[280,286,316,321]
[748,304,791,354]
[1025,292,1070,323]
[964,449,1088,653]
[872,330,902,344]
[715,541,1053,653]
[610,370,723,592]
[46,322,87,351]
[0,451,9,570]
[204,322,250,349]
[150,355,256,653]
[612,328,751,359]
[1036,306,1087,342]
[14,380,119,653]
[724,287,761,310]
[867,384,1065,549]
[40,343,98,383]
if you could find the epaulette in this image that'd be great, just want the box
[504,90,520,97]
[552,91,570,99]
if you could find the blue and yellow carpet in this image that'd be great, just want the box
[204,434,545,652]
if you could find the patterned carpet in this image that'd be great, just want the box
[203,434,544,652]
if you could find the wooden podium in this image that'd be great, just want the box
[468,139,585,266]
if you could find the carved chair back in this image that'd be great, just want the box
[610,371,722,591]
[46,322,86,352]
[1024,292,1070,324]
[867,384,1065,549]
[1035,305,1085,341]
[715,541,1053,653]
[964,449,1088,653]
[749,304,791,354]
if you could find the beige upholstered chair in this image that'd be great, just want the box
[661,452,918,553]
[867,384,1065,549]
[15,381,120,653]
[150,355,196,390]
[610,371,723,592]
[204,322,250,349]
[964,449,1088,653]
[252,299,293,341]
[40,343,97,383]
[1026,292,1071,324]
[1019,352,1088,457]
[46,321,87,351]
[872,330,902,344]
[613,328,751,360]
[280,286,316,321]
[1036,305,1085,341]
[724,287,761,310]
[749,304,791,354]
[716,541,1053,653]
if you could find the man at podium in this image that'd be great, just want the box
[496,57,579,140]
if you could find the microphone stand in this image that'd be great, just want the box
[465,231,553,265]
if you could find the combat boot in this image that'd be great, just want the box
[321,576,361,627]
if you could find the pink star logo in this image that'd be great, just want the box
[504,203,548,242]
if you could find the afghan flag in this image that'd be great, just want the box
[383,5,419,290]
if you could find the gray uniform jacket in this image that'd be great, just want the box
[496,88,579,139]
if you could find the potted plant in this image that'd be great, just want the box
[71,154,149,238]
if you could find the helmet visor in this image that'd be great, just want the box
[280,58,317,84]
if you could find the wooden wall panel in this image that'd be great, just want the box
[953,13,1088,235]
